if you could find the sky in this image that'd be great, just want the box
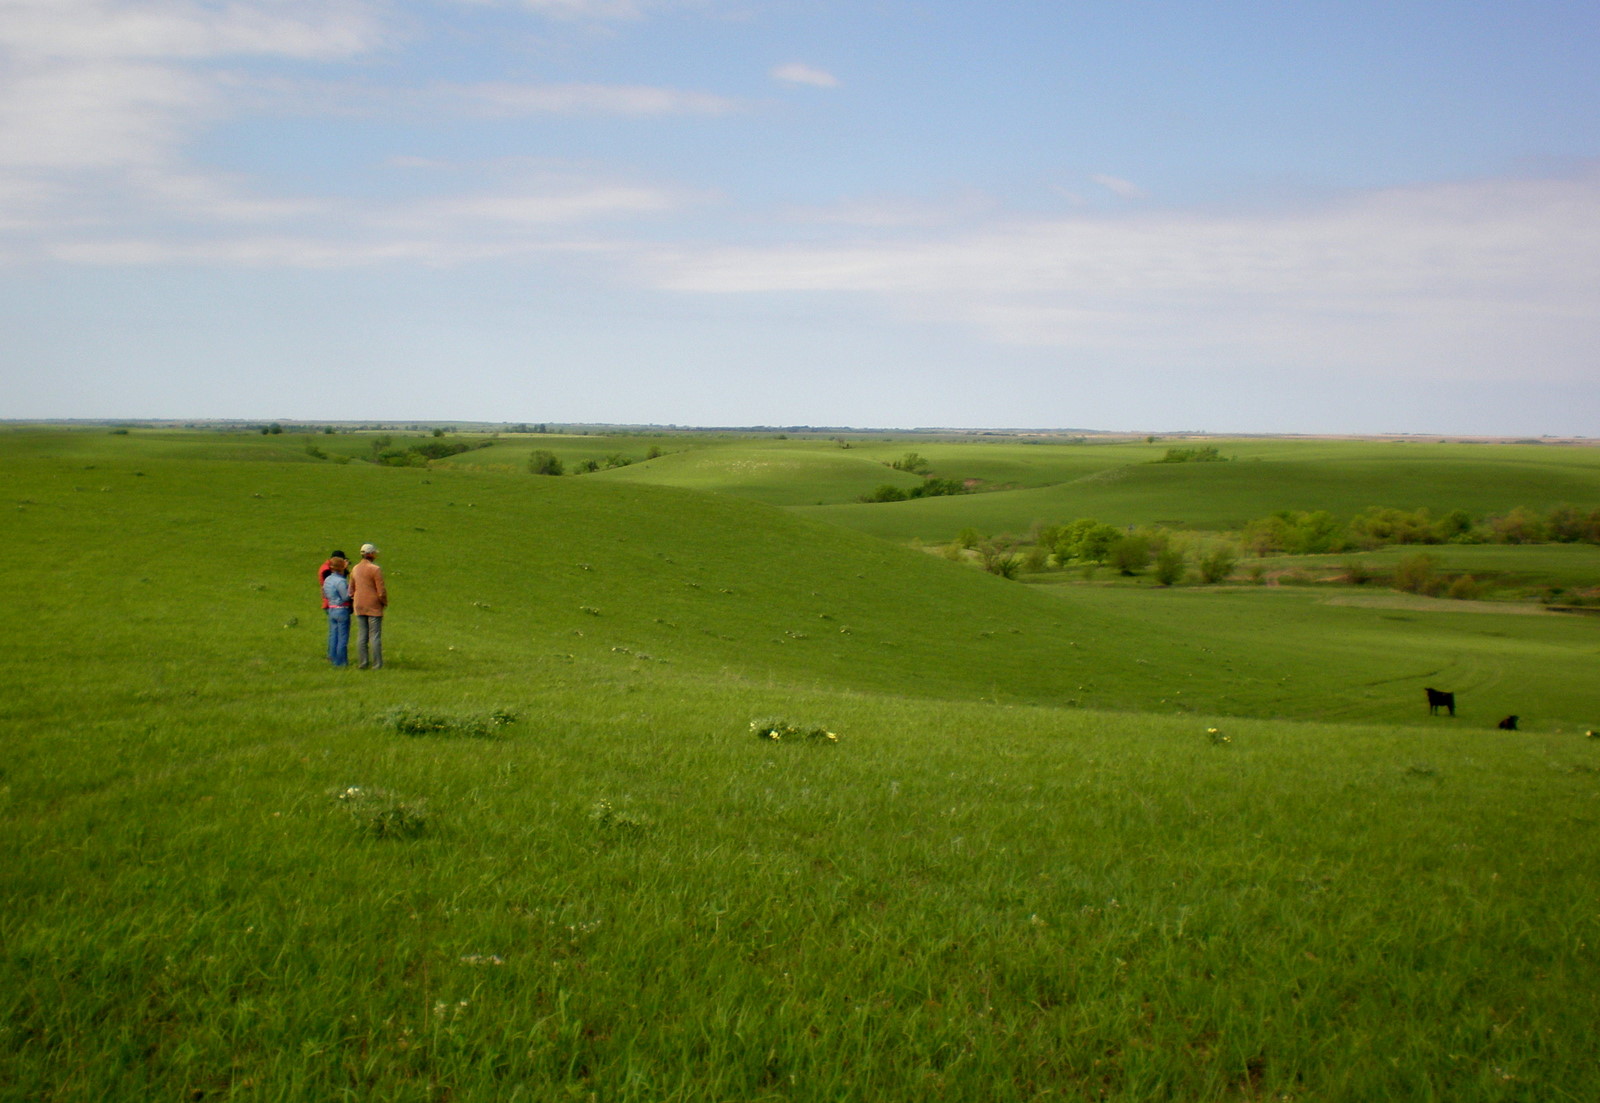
[2,0,1598,435]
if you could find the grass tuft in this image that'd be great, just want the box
[332,785,429,838]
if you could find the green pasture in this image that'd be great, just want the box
[1020,581,1599,729]
[3,427,1599,1101]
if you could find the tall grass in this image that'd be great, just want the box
[3,429,1599,1100]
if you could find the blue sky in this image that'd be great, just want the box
[2,0,1597,434]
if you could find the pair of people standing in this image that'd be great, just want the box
[319,544,387,668]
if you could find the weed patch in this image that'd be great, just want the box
[750,717,839,743]
[380,704,519,738]
[332,785,429,838]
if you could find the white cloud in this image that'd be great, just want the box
[1091,174,1146,200]
[504,0,650,18]
[382,183,686,228]
[644,170,1600,383]
[0,58,211,170]
[0,0,383,62]
[0,0,387,230]
[771,62,839,89]
[780,192,998,229]
[445,81,741,117]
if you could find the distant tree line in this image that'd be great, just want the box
[946,502,1600,589]
[1242,504,1600,555]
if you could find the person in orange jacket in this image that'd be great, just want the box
[350,543,388,669]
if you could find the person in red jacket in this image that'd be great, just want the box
[350,543,388,670]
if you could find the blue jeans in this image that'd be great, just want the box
[357,614,383,669]
[326,607,350,666]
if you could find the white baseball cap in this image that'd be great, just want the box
[360,543,379,555]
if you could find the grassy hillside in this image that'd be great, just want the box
[4,428,1600,1101]
[799,440,1600,542]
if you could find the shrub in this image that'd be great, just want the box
[1108,535,1151,576]
[1153,546,1186,586]
[1447,574,1484,601]
[979,544,1021,579]
[889,451,931,475]
[911,478,966,498]
[1394,552,1441,595]
[528,450,564,475]
[1198,546,1236,584]
[1488,507,1548,544]
[1343,561,1374,585]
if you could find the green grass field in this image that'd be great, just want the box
[4,427,1598,1101]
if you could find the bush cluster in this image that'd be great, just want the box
[863,478,967,503]
[1155,446,1225,463]
[370,434,491,467]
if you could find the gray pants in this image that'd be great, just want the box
[356,615,383,669]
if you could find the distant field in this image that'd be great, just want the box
[3,427,1598,1100]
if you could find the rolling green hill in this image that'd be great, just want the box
[4,427,1599,1101]
[6,429,1592,730]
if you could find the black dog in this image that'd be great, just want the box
[1426,687,1456,717]
[1498,715,1519,730]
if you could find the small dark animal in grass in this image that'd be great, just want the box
[1498,715,1519,731]
[1425,688,1456,717]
